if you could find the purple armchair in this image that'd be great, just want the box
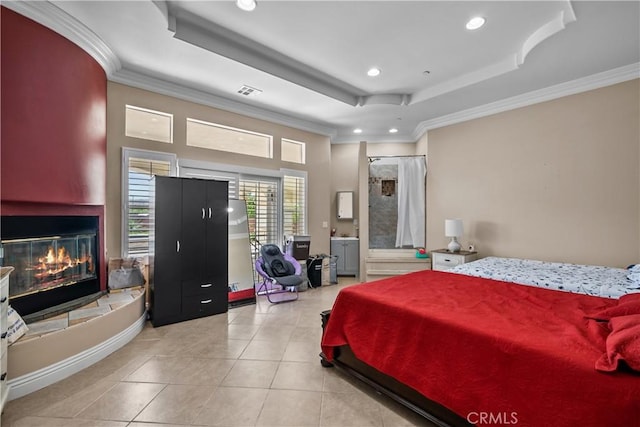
[255,252,302,303]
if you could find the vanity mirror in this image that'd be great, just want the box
[337,191,354,220]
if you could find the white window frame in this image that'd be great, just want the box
[121,148,177,258]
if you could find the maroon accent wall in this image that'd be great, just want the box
[1,7,106,205]
[1,7,108,290]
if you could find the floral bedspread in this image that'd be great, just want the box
[449,256,639,298]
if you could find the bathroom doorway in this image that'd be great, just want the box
[368,155,426,250]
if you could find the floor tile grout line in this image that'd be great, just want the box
[5,279,429,427]
[125,382,169,425]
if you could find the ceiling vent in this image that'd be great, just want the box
[237,85,262,97]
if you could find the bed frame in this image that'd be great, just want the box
[320,310,471,427]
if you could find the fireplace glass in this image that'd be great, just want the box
[2,233,97,300]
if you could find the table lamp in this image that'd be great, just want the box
[445,219,463,252]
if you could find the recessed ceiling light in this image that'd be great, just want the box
[236,0,257,12]
[367,67,381,77]
[389,128,398,134]
[353,128,363,134]
[466,16,486,30]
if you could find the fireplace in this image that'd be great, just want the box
[1,216,101,319]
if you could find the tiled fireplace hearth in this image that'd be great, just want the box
[1,216,103,320]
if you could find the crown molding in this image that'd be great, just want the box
[110,68,338,138]
[412,2,575,105]
[2,1,121,75]
[517,3,576,65]
[413,62,640,139]
[412,56,518,105]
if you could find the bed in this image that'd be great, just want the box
[449,256,640,298]
[320,261,640,427]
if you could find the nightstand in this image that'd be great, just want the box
[431,249,478,271]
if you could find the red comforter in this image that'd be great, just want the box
[321,270,640,427]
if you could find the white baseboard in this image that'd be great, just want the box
[7,312,146,401]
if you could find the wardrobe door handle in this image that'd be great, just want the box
[201,283,212,288]
[200,299,212,304]
[0,297,6,303]
[202,208,205,219]
[1,332,6,339]
[176,241,181,252]
[0,373,6,381]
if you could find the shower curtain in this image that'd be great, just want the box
[395,157,426,248]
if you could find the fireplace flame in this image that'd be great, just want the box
[58,247,66,263]
[6,229,97,302]
[36,245,90,278]
[45,247,55,264]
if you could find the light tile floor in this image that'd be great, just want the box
[2,279,437,427]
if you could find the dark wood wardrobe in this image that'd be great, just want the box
[150,176,229,327]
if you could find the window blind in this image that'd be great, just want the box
[282,175,306,236]
[126,157,171,257]
[238,178,279,251]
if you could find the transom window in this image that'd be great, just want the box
[125,105,173,143]
[281,138,306,164]
[186,118,273,158]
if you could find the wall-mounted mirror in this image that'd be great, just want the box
[228,199,256,306]
[337,191,354,219]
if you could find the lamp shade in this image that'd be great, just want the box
[445,219,463,237]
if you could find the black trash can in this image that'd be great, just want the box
[306,256,324,288]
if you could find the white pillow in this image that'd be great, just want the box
[628,264,640,285]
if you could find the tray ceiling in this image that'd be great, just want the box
[6,0,639,143]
